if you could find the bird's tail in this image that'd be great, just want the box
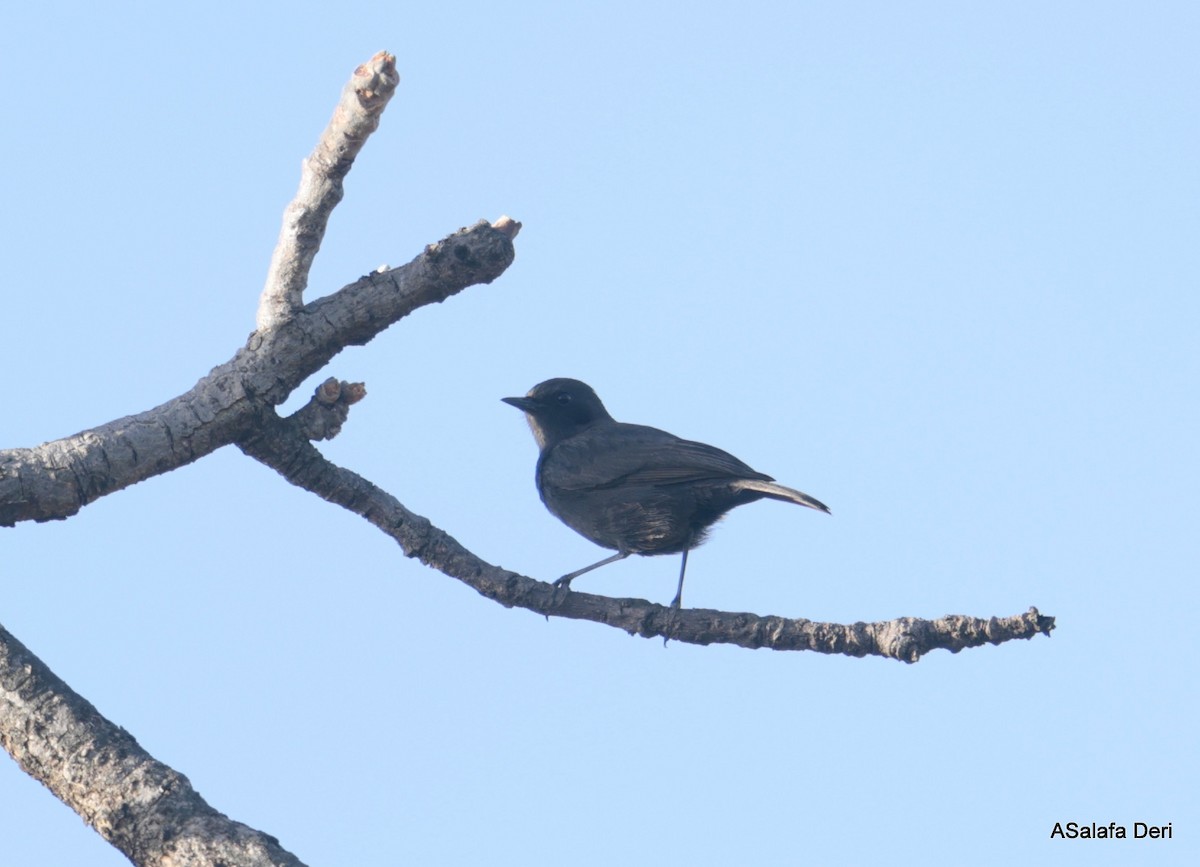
[736,479,831,514]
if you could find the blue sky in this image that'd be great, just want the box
[2,2,1196,865]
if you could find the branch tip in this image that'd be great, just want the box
[314,377,364,407]
[492,215,522,239]
[256,51,403,331]
[351,52,399,108]
[316,377,343,404]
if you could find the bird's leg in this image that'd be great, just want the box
[553,551,630,594]
[669,547,690,610]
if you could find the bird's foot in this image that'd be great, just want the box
[662,595,684,647]
[550,574,574,607]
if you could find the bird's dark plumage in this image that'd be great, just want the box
[502,378,829,607]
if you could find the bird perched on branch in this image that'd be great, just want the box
[502,378,829,608]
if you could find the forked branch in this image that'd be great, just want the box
[0,46,1054,867]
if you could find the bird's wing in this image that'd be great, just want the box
[542,423,770,492]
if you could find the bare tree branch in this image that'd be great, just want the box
[0,219,515,527]
[0,42,1055,867]
[257,51,400,330]
[0,623,307,867]
[238,408,1056,663]
[1,51,526,867]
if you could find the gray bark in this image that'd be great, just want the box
[0,49,1053,867]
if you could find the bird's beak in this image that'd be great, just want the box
[501,396,538,413]
[503,395,549,449]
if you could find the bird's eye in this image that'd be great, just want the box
[555,392,572,405]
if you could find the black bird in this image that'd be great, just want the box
[502,378,829,608]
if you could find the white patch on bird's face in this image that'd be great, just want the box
[525,413,548,450]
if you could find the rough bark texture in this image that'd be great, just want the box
[0,624,307,867]
[0,219,515,527]
[239,410,1055,661]
[0,50,1054,867]
[257,51,400,330]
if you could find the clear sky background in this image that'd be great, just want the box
[2,2,1196,865]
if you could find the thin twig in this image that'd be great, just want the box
[257,52,400,330]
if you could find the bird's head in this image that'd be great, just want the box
[502,378,613,450]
